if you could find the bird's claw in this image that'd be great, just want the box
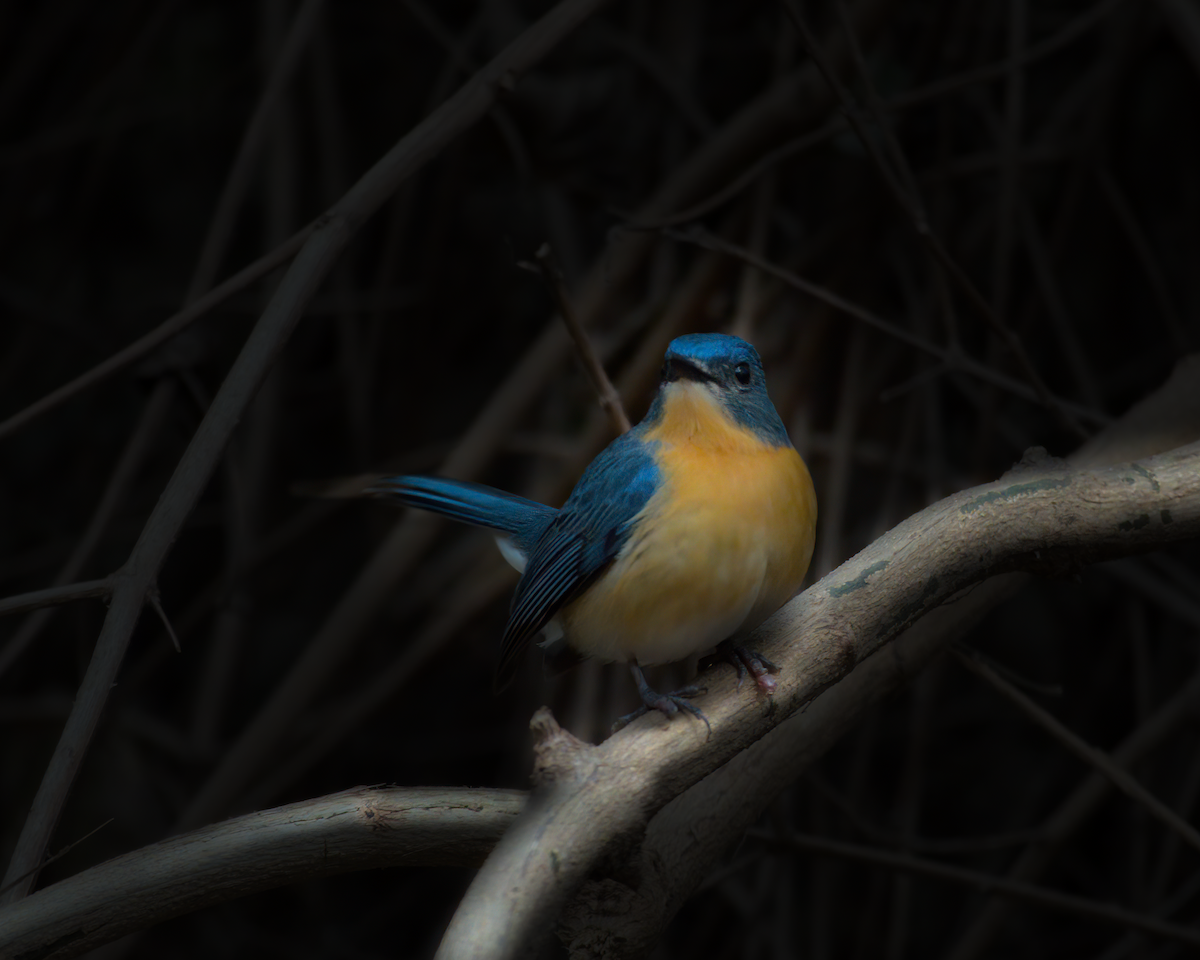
[712,641,779,694]
[612,682,710,736]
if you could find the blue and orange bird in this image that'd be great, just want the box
[369,333,817,728]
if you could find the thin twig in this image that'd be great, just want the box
[952,646,1200,860]
[435,440,1200,960]
[522,242,632,435]
[1017,201,1104,409]
[750,831,1200,950]
[147,589,182,653]
[834,0,924,213]
[1153,0,1200,79]
[1095,166,1189,351]
[620,120,844,230]
[0,378,176,681]
[0,819,114,901]
[782,0,1088,440]
[0,0,617,904]
[814,326,865,578]
[667,226,1108,427]
[946,659,1200,960]
[887,0,1128,112]
[626,0,1127,233]
[0,227,312,443]
[728,157,779,341]
[804,773,1045,855]
[0,578,113,619]
[171,0,622,836]
[184,0,325,301]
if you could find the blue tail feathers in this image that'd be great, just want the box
[367,475,556,554]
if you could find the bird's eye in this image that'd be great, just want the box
[734,362,751,385]
[660,361,670,382]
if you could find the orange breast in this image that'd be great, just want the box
[560,382,817,665]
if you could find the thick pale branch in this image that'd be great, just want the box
[0,787,524,959]
[7,366,1198,957]
[3,443,1197,957]
[557,573,1029,957]
[557,355,1200,956]
[437,440,1200,960]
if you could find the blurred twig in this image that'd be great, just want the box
[0,819,113,902]
[184,0,325,301]
[0,229,311,442]
[0,578,113,619]
[668,226,1109,427]
[1095,166,1189,351]
[521,242,632,435]
[783,0,1089,440]
[629,0,1127,232]
[952,645,1200,861]
[0,0,619,904]
[750,831,1200,950]
[946,659,1200,960]
[0,378,175,681]
[1153,0,1200,78]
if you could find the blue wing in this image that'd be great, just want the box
[495,430,660,690]
[367,475,557,557]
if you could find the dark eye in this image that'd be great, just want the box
[734,362,751,386]
[660,361,670,382]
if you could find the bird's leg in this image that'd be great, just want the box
[710,638,780,694]
[611,662,710,735]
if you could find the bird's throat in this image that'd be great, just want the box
[647,381,759,453]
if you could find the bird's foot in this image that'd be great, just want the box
[612,664,710,736]
[707,639,779,694]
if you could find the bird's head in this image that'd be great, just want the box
[650,333,791,447]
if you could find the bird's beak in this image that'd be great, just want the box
[662,357,714,385]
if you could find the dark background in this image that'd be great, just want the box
[2,0,1199,956]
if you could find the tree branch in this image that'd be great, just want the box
[556,349,1200,953]
[0,787,524,958]
[0,578,113,619]
[437,439,1200,959]
[3,356,1198,956]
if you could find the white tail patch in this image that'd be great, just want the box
[494,535,527,573]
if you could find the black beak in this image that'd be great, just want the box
[662,357,714,384]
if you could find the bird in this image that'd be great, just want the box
[367,333,817,730]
